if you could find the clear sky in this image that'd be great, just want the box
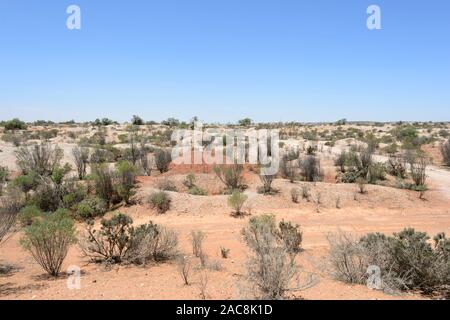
[0,0,449,123]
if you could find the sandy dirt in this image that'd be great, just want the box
[1,166,449,300]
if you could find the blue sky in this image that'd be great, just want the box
[0,0,449,123]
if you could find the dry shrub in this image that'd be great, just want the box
[228,190,248,216]
[16,143,63,176]
[290,188,300,203]
[80,213,177,265]
[214,164,245,192]
[299,155,322,182]
[328,229,450,296]
[148,191,171,214]
[326,232,368,284]
[0,197,22,244]
[72,146,89,180]
[177,256,191,285]
[241,215,303,300]
[191,230,206,257]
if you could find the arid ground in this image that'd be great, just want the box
[1,121,450,300]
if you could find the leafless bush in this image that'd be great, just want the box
[410,155,428,187]
[139,140,153,175]
[220,246,230,258]
[191,230,206,257]
[326,232,368,284]
[198,271,208,299]
[290,188,300,203]
[356,177,367,194]
[178,256,191,285]
[0,197,21,245]
[72,146,90,180]
[386,156,407,178]
[16,143,63,176]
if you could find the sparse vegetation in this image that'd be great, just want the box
[148,191,171,214]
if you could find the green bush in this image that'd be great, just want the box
[128,222,178,264]
[76,197,107,220]
[148,191,171,214]
[154,149,172,173]
[214,164,246,192]
[81,213,177,265]
[227,190,248,216]
[157,178,177,191]
[187,185,207,196]
[278,220,302,254]
[20,210,77,277]
[115,160,137,205]
[18,205,43,227]
[329,228,450,296]
[4,118,27,131]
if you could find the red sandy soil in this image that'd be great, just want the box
[1,165,450,300]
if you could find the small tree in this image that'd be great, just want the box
[257,165,277,195]
[72,146,90,180]
[228,190,248,216]
[190,230,206,257]
[410,155,428,187]
[92,164,116,208]
[299,155,322,182]
[154,149,172,173]
[16,143,63,176]
[115,160,137,205]
[0,197,21,245]
[131,115,144,126]
[20,210,77,277]
[214,164,245,192]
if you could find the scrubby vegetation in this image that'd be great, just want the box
[80,213,178,265]
[241,215,303,299]
[148,191,171,214]
[328,228,450,297]
[228,190,248,216]
[214,164,246,192]
[20,210,77,277]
